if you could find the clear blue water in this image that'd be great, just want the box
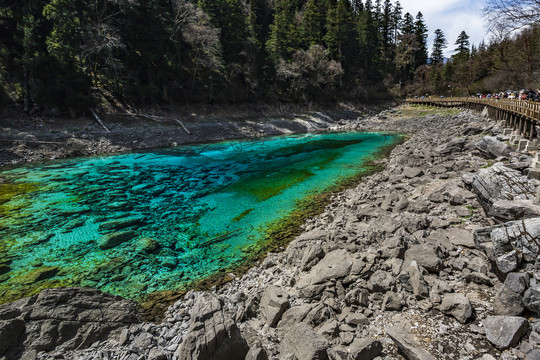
[0,132,400,302]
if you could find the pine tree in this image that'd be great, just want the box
[301,0,329,47]
[413,12,428,68]
[266,0,300,62]
[357,0,381,80]
[324,0,358,70]
[401,12,414,35]
[430,29,447,65]
[197,0,248,64]
[392,1,403,46]
[453,30,470,61]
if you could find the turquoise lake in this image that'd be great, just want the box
[0,132,401,303]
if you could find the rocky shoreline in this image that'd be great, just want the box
[0,103,382,168]
[2,106,540,360]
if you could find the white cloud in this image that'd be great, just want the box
[398,0,489,57]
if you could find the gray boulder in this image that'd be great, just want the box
[504,272,530,295]
[0,319,25,355]
[473,218,540,274]
[260,286,289,327]
[386,317,436,360]
[442,228,475,248]
[0,288,140,358]
[469,164,536,217]
[348,338,383,360]
[367,270,394,293]
[280,323,329,360]
[474,136,512,159]
[175,293,248,360]
[408,261,429,299]
[490,200,540,222]
[493,285,524,316]
[382,292,403,311]
[296,250,352,298]
[524,285,540,313]
[403,167,424,178]
[245,345,269,360]
[404,245,442,273]
[440,293,473,324]
[484,316,529,350]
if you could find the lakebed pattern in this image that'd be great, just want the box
[0,132,400,303]
[2,107,540,360]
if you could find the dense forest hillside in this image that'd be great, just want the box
[0,0,538,115]
[411,25,540,97]
[0,0,432,113]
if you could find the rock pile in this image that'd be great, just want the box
[2,108,540,360]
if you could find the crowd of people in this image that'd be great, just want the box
[477,89,540,101]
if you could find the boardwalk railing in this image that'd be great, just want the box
[406,97,540,141]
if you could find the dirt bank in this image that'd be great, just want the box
[0,102,391,168]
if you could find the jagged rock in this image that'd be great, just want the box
[348,338,383,360]
[484,316,529,350]
[148,349,168,360]
[493,285,524,316]
[367,270,393,293]
[317,319,339,339]
[404,245,442,273]
[442,228,475,248]
[473,218,540,274]
[440,293,473,324]
[344,288,369,307]
[474,136,512,159]
[469,164,536,217]
[300,244,325,271]
[260,286,289,327]
[296,249,353,294]
[382,292,402,311]
[403,167,424,178]
[280,323,329,360]
[175,293,248,360]
[464,272,492,286]
[408,261,429,299]
[386,317,436,360]
[0,288,140,358]
[504,273,530,295]
[524,285,540,313]
[279,304,316,329]
[379,236,406,259]
[98,230,136,250]
[344,312,369,327]
[0,319,25,355]
[490,200,540,222]
[245,345,269,360]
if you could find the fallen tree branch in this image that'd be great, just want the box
[173,119,191,135]
[90,108,110,132]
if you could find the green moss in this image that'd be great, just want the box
[0,277,73,305]
[229,169,316,201]
[232,208,254,222]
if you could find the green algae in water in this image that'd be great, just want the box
[0,132,402,303]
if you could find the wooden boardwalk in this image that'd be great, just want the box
[406,97,540,140]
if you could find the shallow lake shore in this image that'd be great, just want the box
[0,103,390,168]
[2,105,540,360]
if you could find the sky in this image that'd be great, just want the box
[398,0,489,57]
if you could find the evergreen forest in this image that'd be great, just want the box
[0,0,539,114]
